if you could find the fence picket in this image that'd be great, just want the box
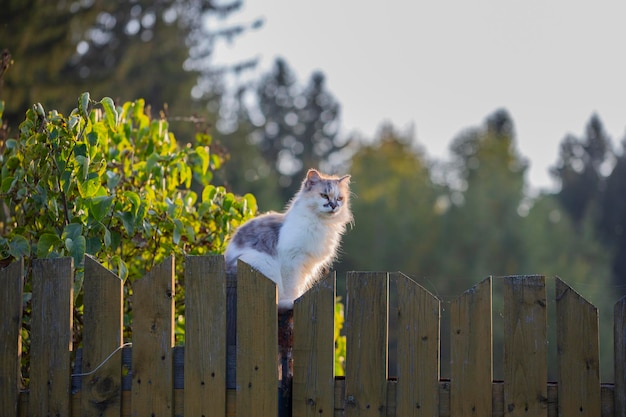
[555,277,601,416]
[131,256,175,417]
[345,272,388,417]
[0,258,23,417]
[184,255,227,416]
[616,295,626,417]
[292,273,336,417]
[393,272,440,417]
[236,260,278,417]
[503,275,547,417]
[29,257,74,417]
[81,255,124,417]
[450,276,492,417]
[2,256,626,417]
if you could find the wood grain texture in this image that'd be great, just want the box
[236,260,278,417]
[393,272,440,417]
[29,257,74,417]
[293,273,336,417]
[0,258,23,417]
[615,295,626,417]
[555,278,601,417]
[184,255,227,417]
[81,255,124,417]
[503,275,547,417]
[345,271,388,417]
[450,276,492,417]
[131,256,175,417]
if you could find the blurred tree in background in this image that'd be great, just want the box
[600,140,626,283]
[212,88,283,209]
[437,109,527,290]
[339,124,441,279]
[216,58,349,210]
[1,0,260,138]
[552,114,612,226]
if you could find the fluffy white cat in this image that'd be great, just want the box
[225,169,352,309]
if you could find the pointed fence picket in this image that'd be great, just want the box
[0,255,625,417]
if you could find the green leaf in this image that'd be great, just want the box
[104,227,112,248]
[173,219,184,245]
[67,235,86,266]
[68,114,80,131]
[223,193,234,211]
[117,257,128,281]
[86,236,101,254]
[36,233,62,258]
[8,235,30,258]
[202,185,216,202]
[195,132,212,146]
[244,193,258,214]
[74,143,88,158]
[79,92,90,118]
[78,177,100,198]
[118,211,135,235]
[106,171,121,189]
[210,153,222,170]
[88,195,114,222]
[1,176,14,193]
[145,153,161,174]
[4,139,17,149]
[124,191,141,216]
[87,132,98,147]
[75,155,90,181]
[63,223,83,241]
[100,97,118,131]
[61,170,72,194]
[34,102,45,118]
[196,146,210,175]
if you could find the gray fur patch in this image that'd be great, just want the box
[231,213,284,256]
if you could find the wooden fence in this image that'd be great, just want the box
[1,255,625,417]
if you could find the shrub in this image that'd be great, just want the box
[1,93,256,279]
[0,93,257,351]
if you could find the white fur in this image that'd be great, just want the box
[225,170,351,309]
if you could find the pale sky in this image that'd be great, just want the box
[211,1,626,192]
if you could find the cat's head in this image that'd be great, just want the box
[298,169,352,220]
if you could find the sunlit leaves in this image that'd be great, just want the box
[79,92,90,119]
[100,97,118,131]
[0,94,257,281]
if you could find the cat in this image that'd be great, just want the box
[225,168,353,309]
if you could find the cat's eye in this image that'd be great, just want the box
[337,196,344,201]
[320,193,329,199]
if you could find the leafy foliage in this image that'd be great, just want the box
[0,93,257,291]
[334,297,347,376]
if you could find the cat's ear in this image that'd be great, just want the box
[302,169,321,190]
[339,174,351,183]
[306,169,321,181]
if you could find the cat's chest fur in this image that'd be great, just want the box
[278,209,337,260]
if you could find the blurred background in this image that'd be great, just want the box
[2,0,625,381]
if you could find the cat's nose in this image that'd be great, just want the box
[328,201,338,210]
